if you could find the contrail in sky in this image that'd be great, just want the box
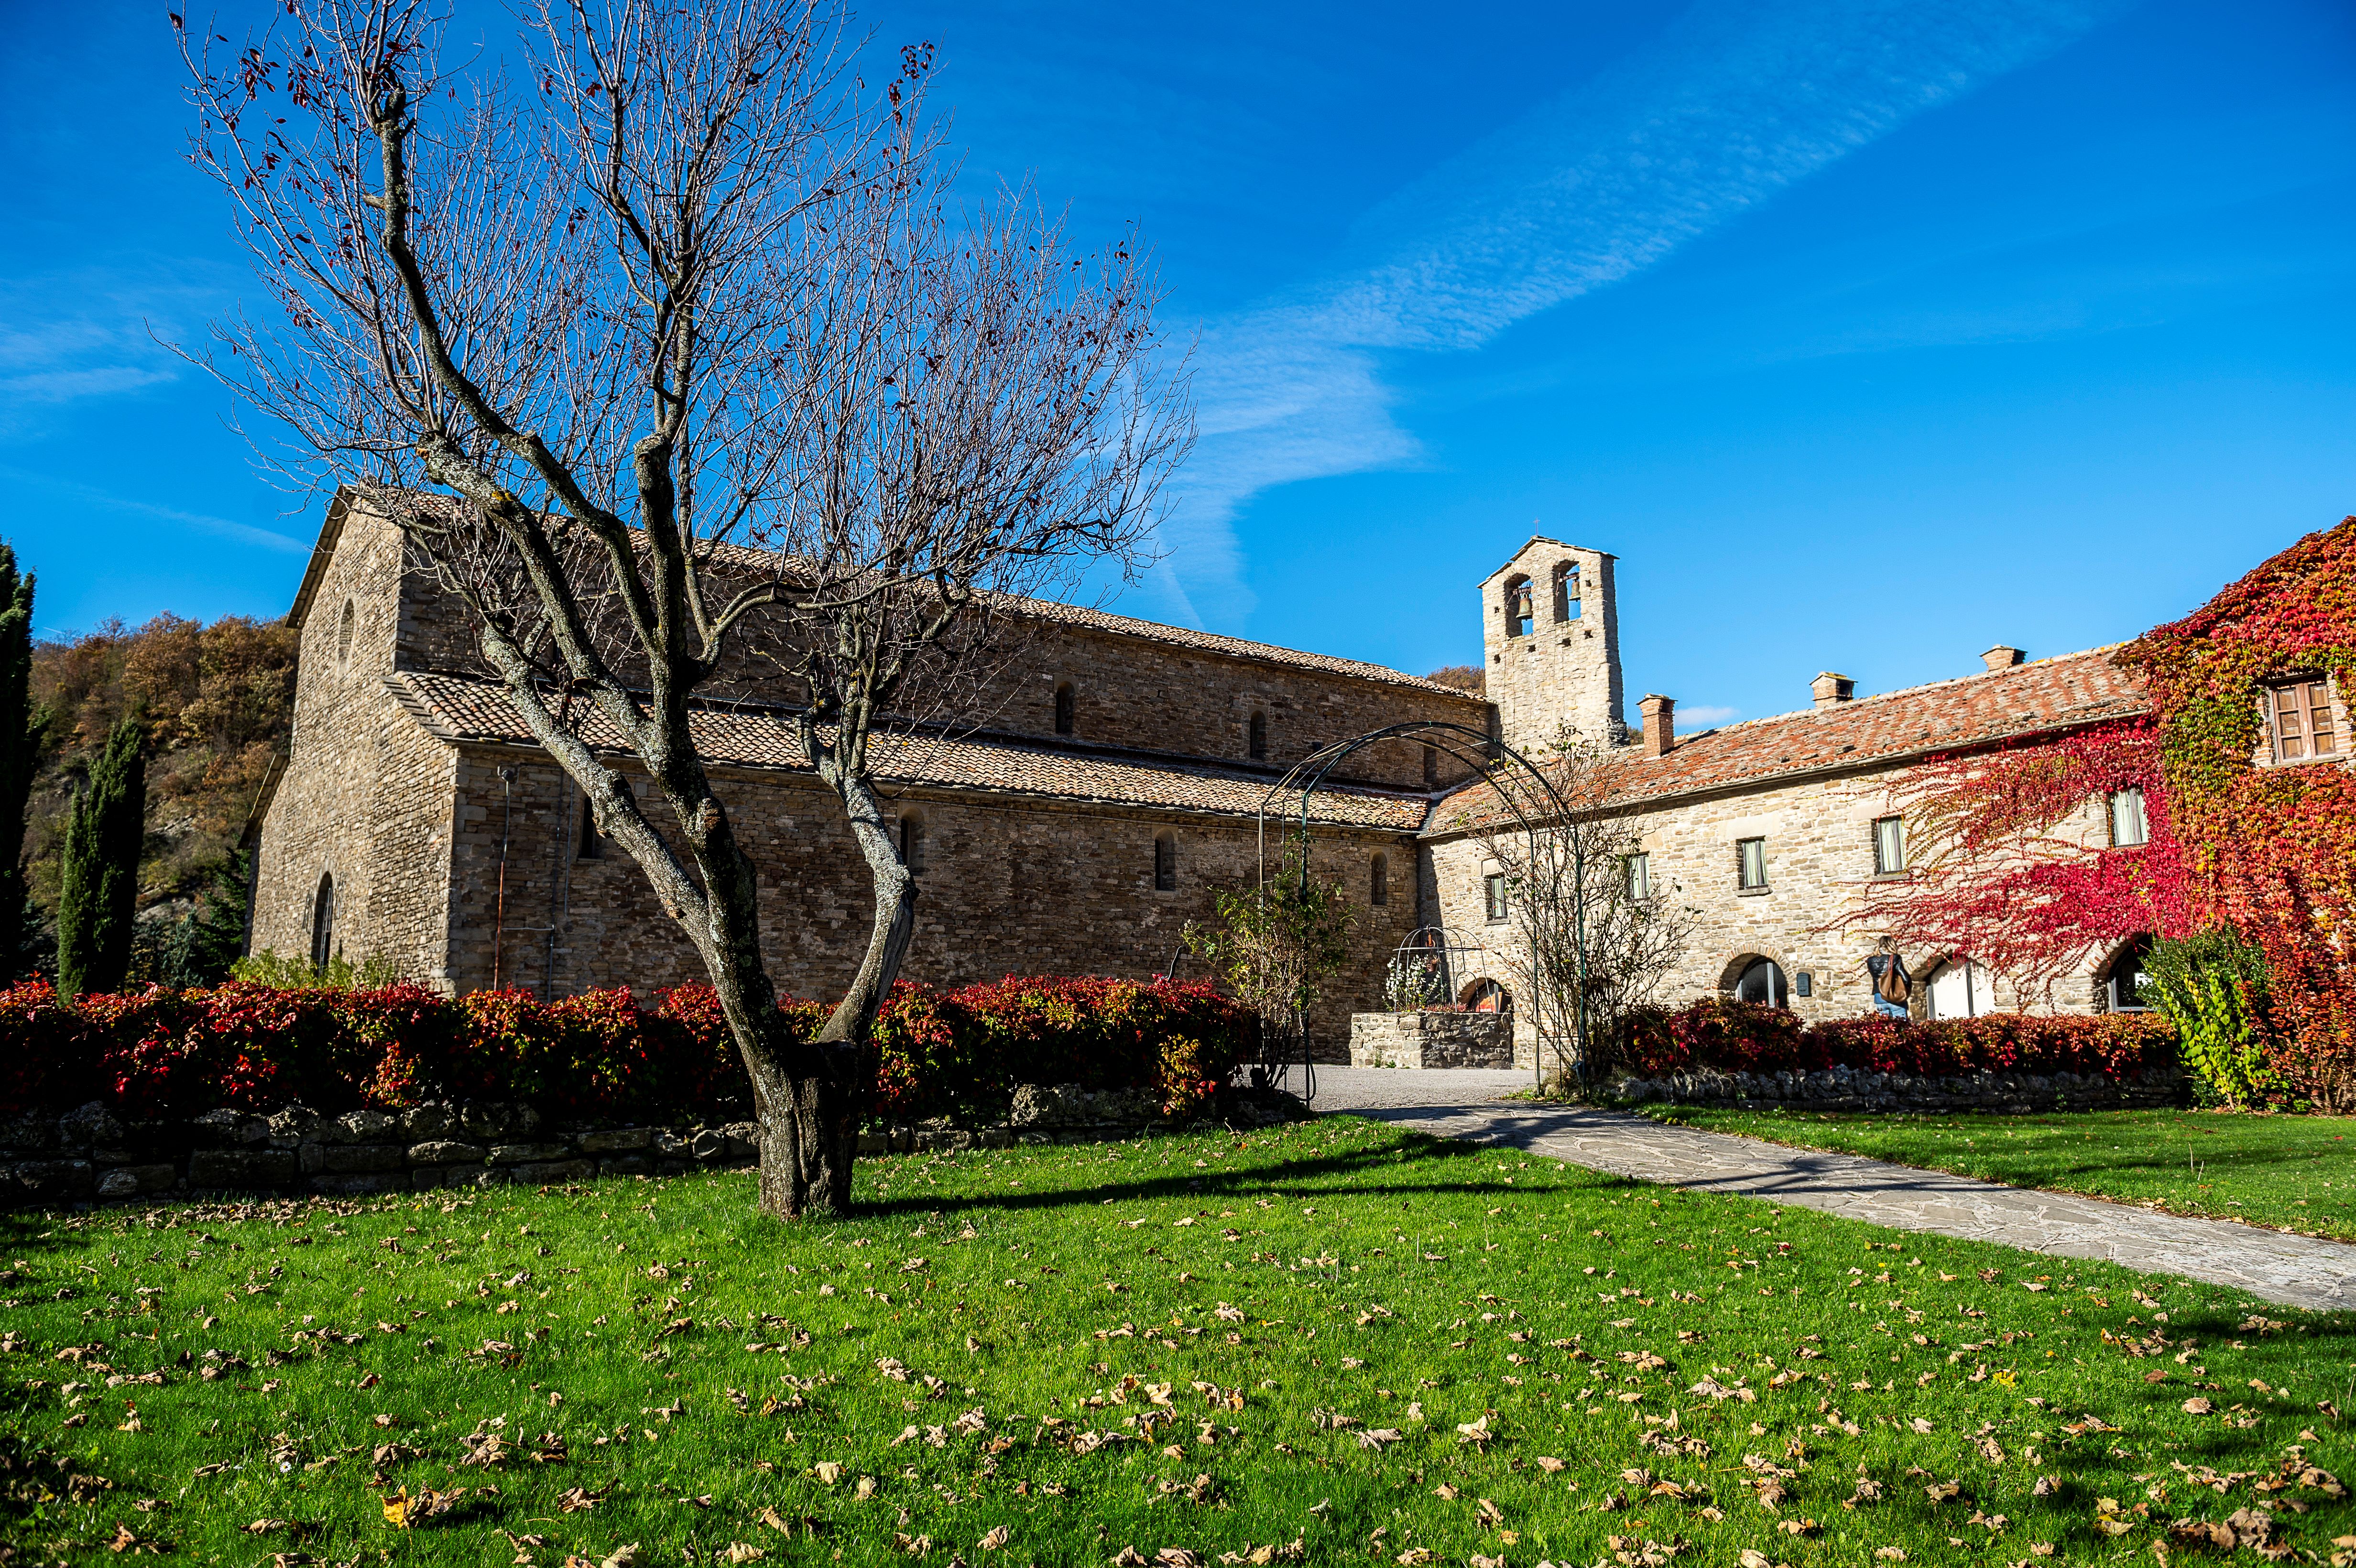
[1156,0,2131,628]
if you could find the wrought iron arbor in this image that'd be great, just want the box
[1244,719,1582,1102]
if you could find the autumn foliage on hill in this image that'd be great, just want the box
[2118,515,2356,1108]
[27,614,295,944]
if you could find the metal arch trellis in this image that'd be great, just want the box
[1245,719,1576,1104]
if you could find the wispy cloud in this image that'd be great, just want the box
[1158,0,2127,624]
[1678,703,1741,726]
[0,262,235,435]
[0,466,310,558]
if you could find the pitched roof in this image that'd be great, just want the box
[1427,646,2149,838]
[313,488,1480,699]
[390,672,1432,832]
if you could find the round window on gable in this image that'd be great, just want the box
[336,598,357,667]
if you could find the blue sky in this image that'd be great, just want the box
[2,0,2351,728]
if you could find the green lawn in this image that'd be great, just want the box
[1640,1106,2356,1243]
[2,1121,2349,1568]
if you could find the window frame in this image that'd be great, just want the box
[1624,851,1651,902]
[1872,815,1906,876]
[898,812,927,876]
[1247,710,1268,762]
[1736,836,1768,891]
[1483,871,1509,923]
[1153,831,1177,893]
[1053,682,1076,737]
[1370,852,1389,907]
[2266,676,2340,763]
[2107,786,2149,848]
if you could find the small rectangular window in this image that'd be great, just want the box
[2108,787,2148,848]
[2269,679,2338,761]
[1154,834,1177,893]
[1873,815,1905,875]
[1371,854,1389,907]
[1737,837,1767,891]
[1483,872,1508,922]
[1625,852,1651,902]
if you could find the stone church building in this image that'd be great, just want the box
[248,497,2174,1051]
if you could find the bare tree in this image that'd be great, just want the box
[176,0,1190,1216]
[1478,726,1693,1092]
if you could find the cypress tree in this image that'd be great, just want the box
[0,544,35,980]
[56,715,145,999]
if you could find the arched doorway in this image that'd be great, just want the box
[1731,957,1788,1008]
[2102,936,2154,1012]
[1461,978,1512,1016]
[1927,957,1992,1019]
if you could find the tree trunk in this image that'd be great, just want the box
[744,1021,861,1219]
[814,763,918,1045]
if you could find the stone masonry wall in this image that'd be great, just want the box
[1483,539,1624,756]
[1,1087,1304,1206]
[1349,1011,1515,1069]
[1608,1062,2186,1114]
[1421,762,2120,1033]
[437,747,1422,1054]
[252,506,458,982]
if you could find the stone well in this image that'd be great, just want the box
[1348,1011,1514,1069]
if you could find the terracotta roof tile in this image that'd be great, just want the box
[392,672,1430,831]
[1427,646,2148,837]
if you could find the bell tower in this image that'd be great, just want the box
[1480,537,1624,755]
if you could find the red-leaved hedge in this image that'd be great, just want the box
[0,975,1253,1127]
[1618,997,2177,1080]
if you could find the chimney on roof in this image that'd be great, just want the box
[1638,694,1675,758]
[1811,672,1855,708]
[1982,645,2026,672]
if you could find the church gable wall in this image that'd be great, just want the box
[253,506,459,983]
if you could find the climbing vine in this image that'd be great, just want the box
[2117,515,2356,1109]
[1841,719,2186,1002]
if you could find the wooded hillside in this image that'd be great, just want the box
[28,614,295,928]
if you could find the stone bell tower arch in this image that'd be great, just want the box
[1480,536,1624,754]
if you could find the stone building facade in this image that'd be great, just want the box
[251,505,2182,1060]
[249,497,1485,1043]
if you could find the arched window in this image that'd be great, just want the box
[1462,978,1511,1015]
[1733,958,1788,1008]
[1552,562,1581,622]
[1504,576,1534,638]
[1154,831,1177,892]
[1926,958,1991,1019]
[1053,682,1075,737]
[2103,936,2154,1012]
[310,872,336,969]
[335,599,356,666]
[1248,711,1268,762]
[577,793,604,860]
[1371,853,1389,907]
[899,811,927,875]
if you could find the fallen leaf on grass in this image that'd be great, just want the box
[981,1524,1012,1550]
[556,1486,605,1513]
[719,1546,766,1565]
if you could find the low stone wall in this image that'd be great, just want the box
[1606,1062,2188,1113]
[1,1085,1307,1206]
[1350,1011,1515,1070]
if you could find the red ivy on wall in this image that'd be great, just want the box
[2117,516,2356,1107]
[1843,719,2188,1002]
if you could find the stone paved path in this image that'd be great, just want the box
[1302,1066,2356,1312]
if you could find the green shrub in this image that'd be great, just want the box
[2144,927,2280,1107]
[229,947,405,990]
